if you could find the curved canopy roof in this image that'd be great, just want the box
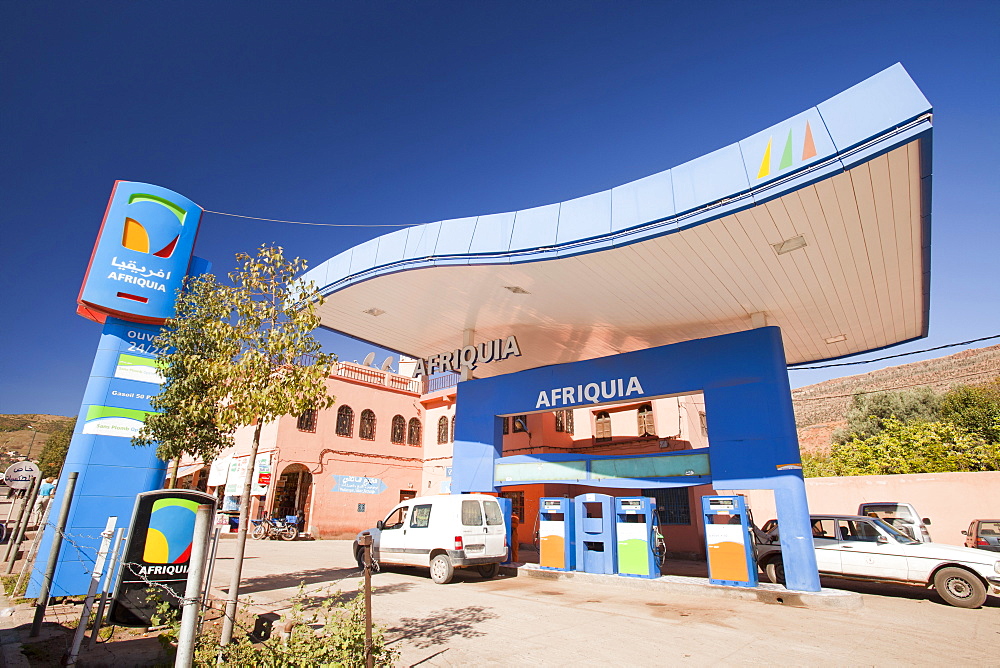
[304,64,932,378]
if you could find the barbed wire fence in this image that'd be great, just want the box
[9,519,372,662]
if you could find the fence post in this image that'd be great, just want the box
[4,474,40,569]
[29,471,78,637]
[65,516,117,666]
[89,527,125,648]
[175,504,213,667]
[358,532,373,668]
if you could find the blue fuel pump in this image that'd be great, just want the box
[615,497,660,578]
[701,495,758,587]
[538,497,574,571]
[574,493,616,574]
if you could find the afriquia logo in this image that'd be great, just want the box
[756,121,818,180]
[143,498,200,565]
[106,193,188,301]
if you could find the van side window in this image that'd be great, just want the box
[483,499,503,526]
[410,504,432,528]
[382,506,407,531]
[461,500,483,526]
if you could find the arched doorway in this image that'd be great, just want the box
[272,464,313,529]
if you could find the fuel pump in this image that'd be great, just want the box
[701,495,758,588]
[574,493,615,574]
[538,497,574,571]
[614,497,660,578]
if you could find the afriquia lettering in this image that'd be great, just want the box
[411,335,521,378]
[535,376,645,409]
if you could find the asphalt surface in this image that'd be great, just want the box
[205,538,1000,666]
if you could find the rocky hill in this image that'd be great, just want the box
[0,414,75,459]
[790,343,1000,453]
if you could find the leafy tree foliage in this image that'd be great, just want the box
[135,245,336,647]
[940,378,1000,444]
[832,386,940,444]
[37,418,76,478]
[806,417,1000,477]
[133,273,236,465]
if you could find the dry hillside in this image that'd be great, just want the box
[791,343,1000,453]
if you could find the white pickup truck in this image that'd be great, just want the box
[756,514,1000,608]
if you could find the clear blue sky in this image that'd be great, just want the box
[2,2,998,417]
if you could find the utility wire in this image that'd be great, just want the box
[789,334,1000,370]
[202,209,412,228]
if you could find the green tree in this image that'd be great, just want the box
[820,417,1000,476]
[940,378,1000,444]
[832,386,940,444]
[36,418,76,478]
[133,273,236,473]
[137,245,335,647]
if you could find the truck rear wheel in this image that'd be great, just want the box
[764,558,785,585]
[934,567,987,608]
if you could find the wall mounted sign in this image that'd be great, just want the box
[331,475,387,495]
[108,489,216,626]
[411,335,521,377]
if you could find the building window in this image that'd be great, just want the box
[595,411,611,442]
[336,405,354,437]
[499,490,524,521]
[512,415,528,433]
[644,487,691,525]
[407,418,422,447]
[391,415,405,444]
[554,409,575,435]
[699,411,708,436]
[359,409,376,441]
[638,404,655,437]
[437,416,449,444]
[502,417,510,434]
[296,409,317,432]
[451,415,455,442]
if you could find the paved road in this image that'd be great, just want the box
[209,538,1000,666]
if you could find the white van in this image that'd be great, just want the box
[353,494,507,584]
[858,502,932,543]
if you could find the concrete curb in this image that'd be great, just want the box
[503,564,864,611]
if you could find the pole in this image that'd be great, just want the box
[4,475,41,571]
[25,425,37,458]
[201,527,222,610]
[358,533,373,668]
[65,516,116,667]
[30,471,78,637]
[176,504,213,668]
[89,527,125,648]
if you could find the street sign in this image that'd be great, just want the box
[3,461,40,489]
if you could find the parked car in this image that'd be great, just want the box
[756,514,1000,608]
[964,519,1000,552]
[857,502,932,542]
[353,493,507,584]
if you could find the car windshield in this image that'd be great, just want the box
[870,517,920,544]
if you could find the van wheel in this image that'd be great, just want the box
[934,567,987,608]
[477,562,500,579]
[430,554,454,584]
[764,558,786,585]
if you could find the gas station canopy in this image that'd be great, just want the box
[303,64,932,377]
